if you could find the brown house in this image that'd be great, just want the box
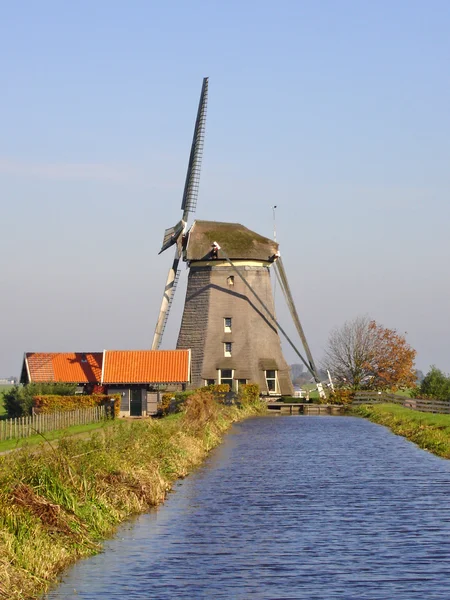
[21,350,191,417]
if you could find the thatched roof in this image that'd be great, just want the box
[185,220,278,261]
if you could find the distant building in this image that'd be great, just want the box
[20,350,191,417]
[0,377,16,385]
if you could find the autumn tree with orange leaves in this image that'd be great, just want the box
[324,316,416,391]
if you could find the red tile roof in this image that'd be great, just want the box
[23,350,190,385]
[25,353,102,383]
[103,350,190,384]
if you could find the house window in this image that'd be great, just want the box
[227,276,234,286]
[265,370,278,393]
[224,342,232,357]
[224,317,232,333]
[205,379,215,386]
[219,369,233,389]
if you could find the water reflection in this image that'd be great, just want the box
[46,416,450,599]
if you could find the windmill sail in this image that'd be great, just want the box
[273,258,320,379]
[152,77,208,350]
[152,253,181,350]
[159,220,185,254]
[181,77,208,221]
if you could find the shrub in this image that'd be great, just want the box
[412,366,450,400]
[160,385,232,416]
[33,394,120,418]
[200,384,230,403]
[183,389,217,432]
[325,389,355,405]
[160,391,196,416]
[3,383,77,417]
[238,383,259,405]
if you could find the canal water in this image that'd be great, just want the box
[47,416,450,599]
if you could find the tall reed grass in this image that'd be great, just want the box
[0,393,265,599]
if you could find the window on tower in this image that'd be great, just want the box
[227,276,234,286]
[265,370,278,394]
[224,317,232,332]
[219,369,233,389]
[224,342,232,357]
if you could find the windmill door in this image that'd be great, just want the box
[130,389,142,416]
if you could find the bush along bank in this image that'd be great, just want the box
[0,390,266,600]
[352,403,450,458]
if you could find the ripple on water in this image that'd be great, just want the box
[46,416,450,599]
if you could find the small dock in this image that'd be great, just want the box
[266,402,345,415]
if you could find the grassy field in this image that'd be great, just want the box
[0,421,113,453]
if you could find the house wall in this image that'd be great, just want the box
[177,262,293,395]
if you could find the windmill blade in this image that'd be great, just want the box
[273,256,323,390]
[214,242,315,379]
[152,248,181,350]
[159,219,185,254]
[181,77,208,222]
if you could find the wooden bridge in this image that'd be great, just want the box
[266,402,345,415]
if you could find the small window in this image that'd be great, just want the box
[219,369,233,389]
[205,379,215,386]
[224,317,232,332]
[265,370,278,393]
[224,342,232,357]
[227,276,234,286]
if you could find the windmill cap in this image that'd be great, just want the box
[185,220,279,262]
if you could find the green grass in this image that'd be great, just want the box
[0,421,113,453]
[352,403,450,458]
[387,388,414,397]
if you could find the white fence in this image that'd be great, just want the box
[0,406,108,442]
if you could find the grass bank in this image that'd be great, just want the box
[0,395,265,599]
[352,403,450,458]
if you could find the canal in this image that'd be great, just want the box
[46,416,450,599]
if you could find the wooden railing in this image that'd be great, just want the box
[352,391,450,414]
[0,406,108,442]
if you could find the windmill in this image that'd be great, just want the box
[153,78,325,398]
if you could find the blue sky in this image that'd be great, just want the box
[1,0,450,377]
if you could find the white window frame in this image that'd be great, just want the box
[224,342,232,357]
[265,370,279,394]
[224,317,232,333]
[219,369,234,390]
[204,379,215,386]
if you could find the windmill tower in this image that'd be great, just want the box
[153,78,324,397]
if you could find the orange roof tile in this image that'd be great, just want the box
[103,350,190,384]
[25,353,102,383]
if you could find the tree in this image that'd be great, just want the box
[3,382,77,417]
[323,315,416,391]
[414,366,450,400]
